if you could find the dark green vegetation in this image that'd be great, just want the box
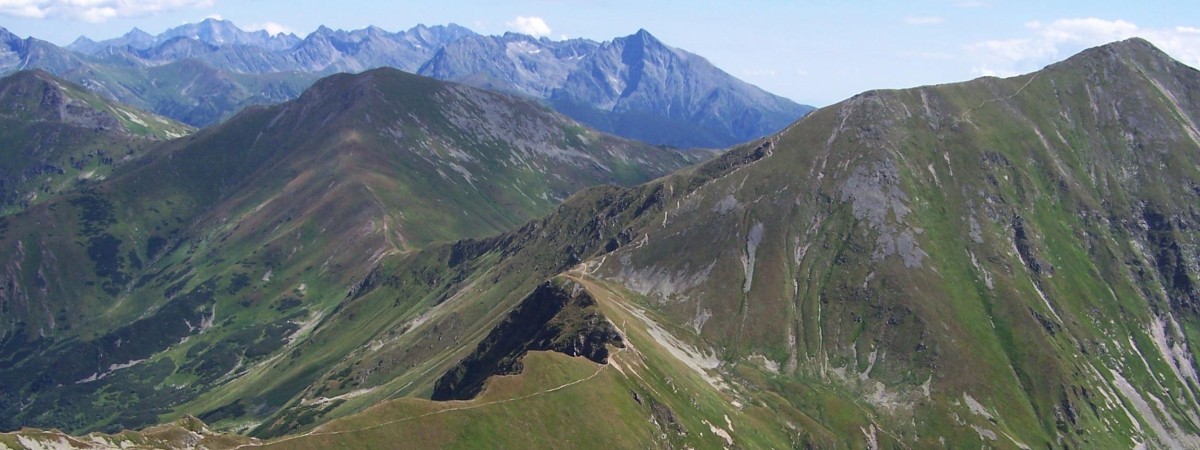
[0,66,705,435]
[0,70,192,213]
[4,38,1200,449]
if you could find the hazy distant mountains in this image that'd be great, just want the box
[418,30,813,147]
[70,20,476,75]
[68,20,303,54]
[0,19,812,148]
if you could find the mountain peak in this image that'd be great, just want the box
[0,27,21,42]
[125,27,152,39]
[631,28,659,41]
[621,28,668,50]
[69,35,95,46]
[1049,36,1183,74]
[1101,36,1165,58]
[312,25,336,37]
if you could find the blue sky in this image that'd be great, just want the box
[1,0,1197,106]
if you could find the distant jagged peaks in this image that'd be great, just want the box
[17,20,813,148]
[0,27,87,74]
[416,28,813,148]
[68,18,300,53]
[69,19,475,59]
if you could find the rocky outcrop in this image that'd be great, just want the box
[432,279,623,401]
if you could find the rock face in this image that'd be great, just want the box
[0,67,708,435]
[432,279,623,401]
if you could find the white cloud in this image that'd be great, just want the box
[204,13,219,20]
[507,16,551,37]
[905,16,945,25]
[967,18,1200,73]
[245,21,293,36]
[970,65,1018,78]
[0,0,216,22]
[796,68,808,76]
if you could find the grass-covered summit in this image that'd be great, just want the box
[0,66,705,435]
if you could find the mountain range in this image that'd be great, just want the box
[0,19,813,149]
[2,37,1200,450]
[0,66,708,436]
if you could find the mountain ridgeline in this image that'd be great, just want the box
[1,19,813,148]
[0,69,192,213]
[416,29,813,148]
[0,67,707,435]
[2,38,1199,450]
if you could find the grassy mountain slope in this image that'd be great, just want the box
[61,58,319,127]
[196,37,1200,448]
[4,37,1195,450]
[570,37,1200,448]
[0,69,192,213]
[0,67,706,435]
